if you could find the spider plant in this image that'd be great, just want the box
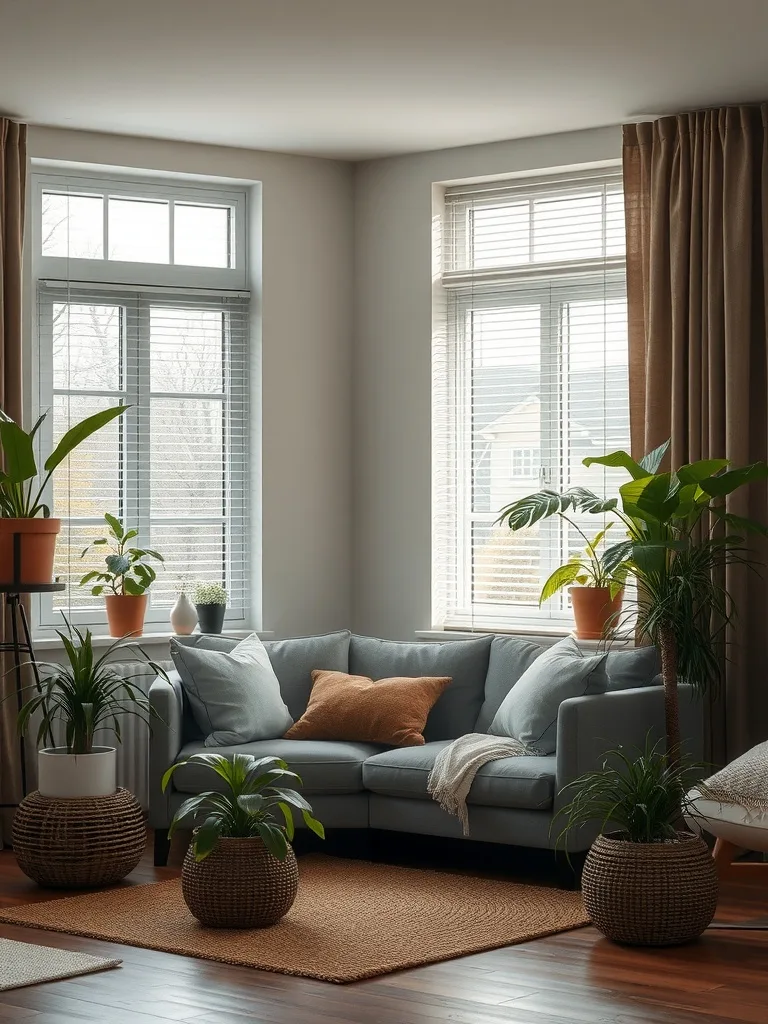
[498,441,768,759]
[16,616,168,754]
[0,406,127,518]
[162,752,325,862]
[556,736,706,846]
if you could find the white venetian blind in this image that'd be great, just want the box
[34,175,250,631]
[433,169,630,631]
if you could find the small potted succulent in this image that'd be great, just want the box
[557,738,716,946]
[79,514,164,637]
[193,581,227,634]
[0,405,127,585]
[162,751,324,927]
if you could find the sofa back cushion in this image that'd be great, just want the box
[349,634,492,741]
[605,645,661,690]
[475,636,544,732]
[172,630,351,726]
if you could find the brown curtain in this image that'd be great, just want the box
[0,118,28,844]
[624,105,768,765]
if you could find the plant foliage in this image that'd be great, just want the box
[17,617,168,755]
[162,752,325,862]
[79,513,164,596]
[193,582,227,606]
[556,736,706,845]
[0,406,127,518]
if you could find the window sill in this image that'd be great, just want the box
[416,628,635,649]
[33,629,274,651]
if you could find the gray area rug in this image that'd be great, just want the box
[0,937,121,991]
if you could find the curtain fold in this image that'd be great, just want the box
[0,118,28,844]
[624,105,768,764]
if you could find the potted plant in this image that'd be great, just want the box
[17,617,168,798]
[79,513,164,637]
[162,751,324,927]
[193,581,227,634]
[535,520,626,640]
[557,738,717,945]
[498,441,768,758]
[0,405,127,585]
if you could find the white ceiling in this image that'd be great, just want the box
[2,0,768,161]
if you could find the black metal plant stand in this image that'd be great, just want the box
[0,531,65,808]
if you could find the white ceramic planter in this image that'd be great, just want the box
[38,746,117,798]
[170,591,198,635]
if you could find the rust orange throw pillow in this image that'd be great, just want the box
[283,670,451,747]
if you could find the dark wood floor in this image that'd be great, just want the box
[1,833,767,1024]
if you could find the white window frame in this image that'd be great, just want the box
[435,169,628,632]
[31,171,250,636]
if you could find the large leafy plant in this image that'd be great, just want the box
[162,752,325,862]
[79,513,164,596]
[498,441,768,758]
[0,406,127,518]
[17,617,168,755]
[556,736,705,846]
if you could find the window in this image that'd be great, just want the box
[433,170,629,631]
[33,173,250,633]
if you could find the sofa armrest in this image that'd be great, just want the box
[554,683,703,813]
[148,670,185,828]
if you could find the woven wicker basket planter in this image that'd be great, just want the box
[582,832,718,946]
[12,788,146,889]
[182,835,298,928]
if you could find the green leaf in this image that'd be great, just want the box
[277,802,295,841]
[193,816,224,861]
[540,562,584,604]
[302,811,325,839]
[676,459,730,485]
[257,821,289,860]
[0,420,36,484]
[638,440,670,475]
[583,449,651,480]
[44,407,128,473]
[237,793,265,815]
[105,553,131,576]
[104,512,124,540]
[497,490,565,530]
[699,462,768,497]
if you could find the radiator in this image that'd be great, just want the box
[47,659,173,810]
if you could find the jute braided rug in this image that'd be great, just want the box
[0,855,588,983]
[0,937,121,991]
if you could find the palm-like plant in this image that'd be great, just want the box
[17,618,168,754]
[162,752,325,862]
[556,736,704,845]
[498,441,768,759]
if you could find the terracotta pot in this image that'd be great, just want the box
[569,586,624,640]
[582,832,718,946]
[105,594,148,637]
[0,518,61,586]
[182,835,298,927]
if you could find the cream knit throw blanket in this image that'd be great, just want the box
[427,732,533,836]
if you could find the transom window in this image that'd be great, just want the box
[433,170,630,631]
[32,171,250,634]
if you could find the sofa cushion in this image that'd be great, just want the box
[475,636,544,732]
[362,742,556,811]
[171,737,382,795]
[284,670,450,746]
[173,630,351,721]
[489,636,608,753]
[605,645,661,691]
[349,634,492,741]
[170,634,293,747]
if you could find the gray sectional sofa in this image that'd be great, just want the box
[148,630,702,866]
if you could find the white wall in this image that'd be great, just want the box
[352,125,622,639]
[26,127,354,642]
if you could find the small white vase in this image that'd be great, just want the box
[38,746,117,798]
[170,591,198,635]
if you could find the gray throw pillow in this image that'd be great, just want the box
[605,645,661,691]
[488,636,608,753]
[475,636,544,732]
[170,633,293,747]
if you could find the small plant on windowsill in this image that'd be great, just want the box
[79,513,164,639]
[193,581,227,635]
[162,751,324,927]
